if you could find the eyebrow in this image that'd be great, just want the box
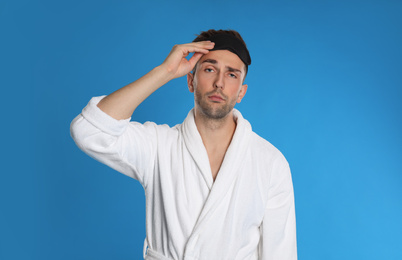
[201,59,243,74]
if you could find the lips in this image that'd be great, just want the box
[208,95,225,102]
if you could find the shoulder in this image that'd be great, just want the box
[249,132,288,166]
[249,132,290,187]
[235,108,289,168]
[249,132,293,203]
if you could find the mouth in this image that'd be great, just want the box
[208,95,225,102]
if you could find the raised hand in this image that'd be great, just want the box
[95,41,214,120]
[161,41,215,80]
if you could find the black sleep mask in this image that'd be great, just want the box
[195,34,251,68]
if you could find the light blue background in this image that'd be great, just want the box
[1,0,401,259]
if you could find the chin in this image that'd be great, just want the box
[199,104,234,120]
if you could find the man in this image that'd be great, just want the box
[70,29,297,260]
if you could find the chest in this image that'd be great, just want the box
[153,147,267,224]
[207,149,227,181]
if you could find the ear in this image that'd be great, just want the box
[187,72,195,93]
[237,84,248,103]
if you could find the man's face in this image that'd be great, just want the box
[187,50,248,120]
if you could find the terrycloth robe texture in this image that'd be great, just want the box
[70,96,297,260]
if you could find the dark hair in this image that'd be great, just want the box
[192,29,249,77]
[193,29,248,47]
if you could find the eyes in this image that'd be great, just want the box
[204,67,238,79]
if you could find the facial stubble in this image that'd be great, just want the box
[194,88,238,120]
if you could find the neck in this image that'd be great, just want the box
[194,108,237,149]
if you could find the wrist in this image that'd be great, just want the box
[155,64,176,82]
[150,64,175,86]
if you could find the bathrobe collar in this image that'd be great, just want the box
[181,108,252,188]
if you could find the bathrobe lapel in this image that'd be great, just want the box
[181,109,215,189]
[181,109,252,256]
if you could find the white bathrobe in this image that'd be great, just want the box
[70,96,297,260]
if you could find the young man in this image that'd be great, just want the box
[70,29,297,260]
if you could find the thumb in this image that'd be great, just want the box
[188,52,204,69]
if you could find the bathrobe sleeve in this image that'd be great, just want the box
[259,155,297,260]
[70,95,158,187]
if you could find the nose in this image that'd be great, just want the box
[214,71,225,89]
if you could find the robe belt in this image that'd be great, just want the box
[144,248,174,260]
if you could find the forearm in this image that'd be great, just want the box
[97,64,173,120]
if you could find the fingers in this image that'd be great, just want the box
[187,40,215,49]
[186,41,215,67]
[176,41,215,55]
[161,41,215,79]
[184,41,214,70]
